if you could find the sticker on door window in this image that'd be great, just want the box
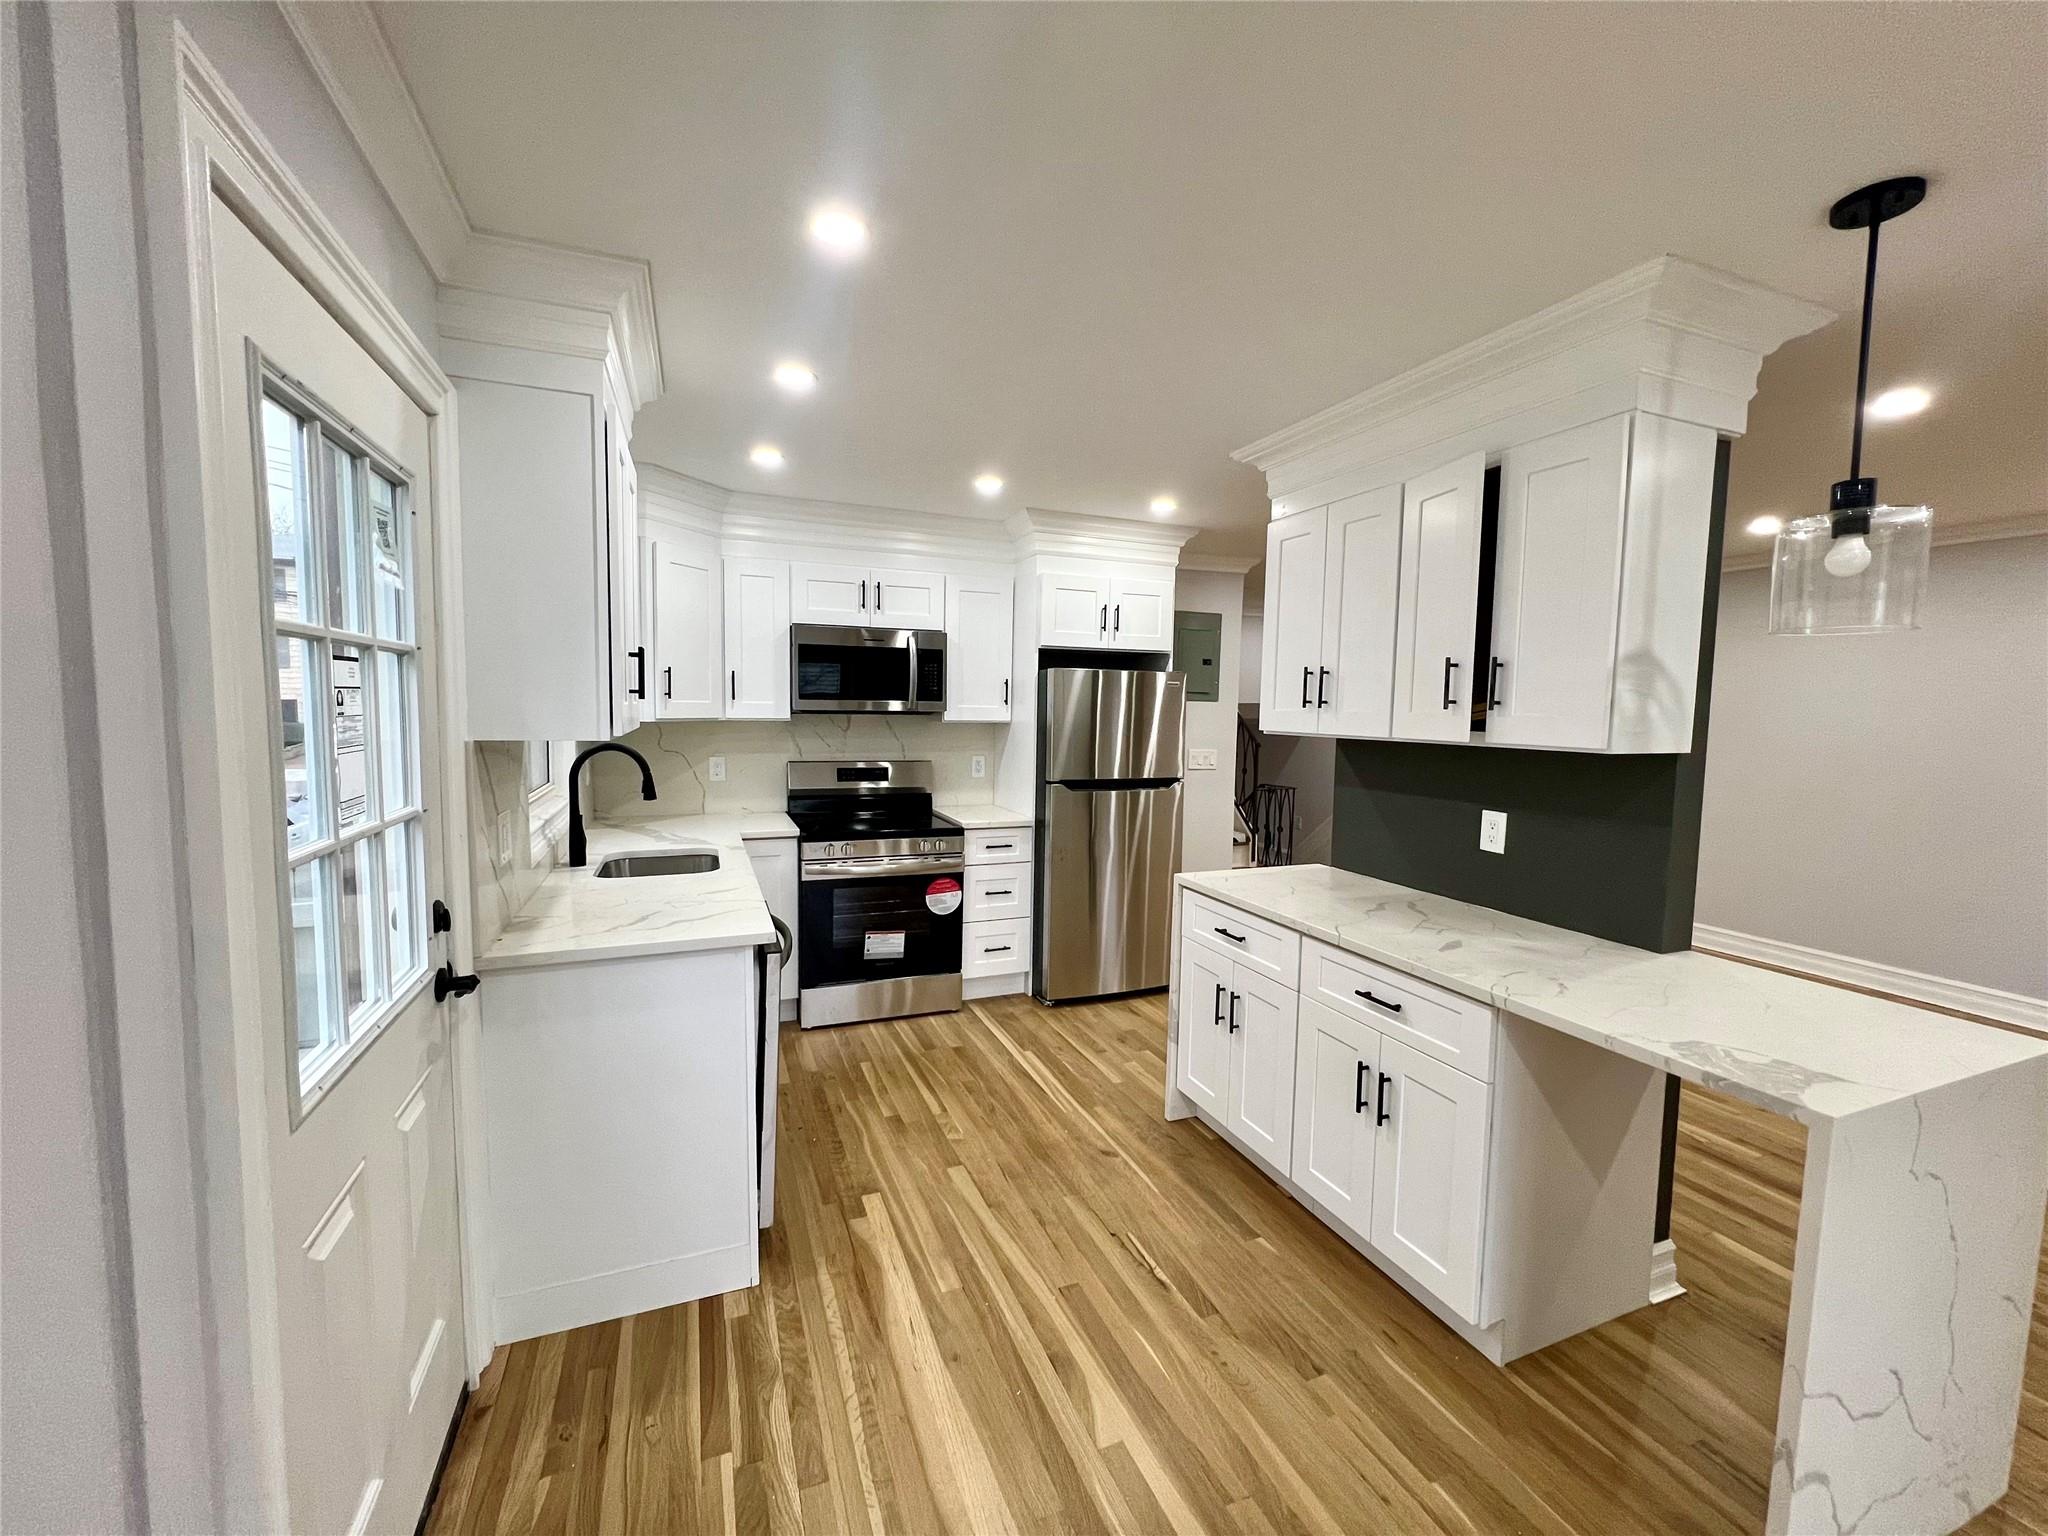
[864,930,906,961]
[924,877,962,916]
[331,650,368,829]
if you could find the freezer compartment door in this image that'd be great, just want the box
[1035,782,1184,1001]
[1041,668,1186,783]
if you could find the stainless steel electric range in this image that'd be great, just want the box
[787,760,965,1028]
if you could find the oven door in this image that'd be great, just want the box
[792,625,942,714]
[798,855,964,989]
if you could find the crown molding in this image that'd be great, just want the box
[1720,510,2048,571]
[1178,552,1261,576]
[1234,255,1834,508]
[279,1,664,413]
[1008,507,1198,564]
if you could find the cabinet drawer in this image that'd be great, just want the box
[965,826,1032,865]
[965,862,1030,920]
[963,918,1029,978]
[1301,938,1493,1080]
[1183,891,1299,987]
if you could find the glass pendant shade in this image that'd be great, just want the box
[1768,504,1933,635]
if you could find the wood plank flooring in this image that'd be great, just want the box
[425,992,2048,1535]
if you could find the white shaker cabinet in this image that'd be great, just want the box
[1290,997,1380,1243]
[1035,568,1176,651]
[1037,571,1113,647]
[723,556,791,719]
[1259,507,1326,735]
[1390,452,1486,743]
[1107,572,1174,650]
[872,566,946,626]
[647,532,721,720]
[945,572,1015,721]
[1223,966,1298,1178]
[1174,942,1234,1120]
[1369,1036,1491,1322]
[790,561,946,628]
[1259,486,1402,738]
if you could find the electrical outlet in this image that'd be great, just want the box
[970,753,987,779]
[1188,748,1219,771]
[496,810,513,865]
[1480,809,1508,855]
[707,755,727,783]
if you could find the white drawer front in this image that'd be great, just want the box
[965,826,1032,865]
[963,918,1029,978]
[966,862,1030,920]
[1183,891,1299,987]
[1301,938,1493,1080]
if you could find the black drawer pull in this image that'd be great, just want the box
[1213,926,1246,943]
[1355,989,1403,1014]
[1355,1059,1370,1113]
[1227,992,1241,1033]
[983,944,1011,954]
[1376,1072,1392,1126]
[985,889,1013,897]
[985,842,1014,851]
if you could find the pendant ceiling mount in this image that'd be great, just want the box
[1828,175,1927,231]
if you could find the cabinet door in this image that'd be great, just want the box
[724,556,791,718]
[1259,507,1327,734]
[1290,998,1379,1243]
[608,411,646,735]
[945,573,1014,721]
[790,561,871,626]
[1224,965,1298,1178]
[1108,572,1174,650]
[1319,485,1402,739]
[1175,941,1233,1119]
[649,534,721,719]
[1390,453,1484,743]
[1486,415,1630,751]
[1038,572,1112,647]
[1370,1036,1490,1322]
[871,566,945,627]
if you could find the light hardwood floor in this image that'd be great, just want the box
[426,992,2048,1535]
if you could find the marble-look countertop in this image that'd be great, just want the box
[1179,864,2047,1126]
[478,814,792,972]
[939,802,1033,830]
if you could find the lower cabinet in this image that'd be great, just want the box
[1367,1036,1491,1322]
[1175,942,1234,1119]
[1224,967,1298,1177]
[1291,998,1380,1242]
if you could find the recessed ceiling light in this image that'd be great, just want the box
[772,361,818,394]
[973,473,1004,498]
[748,443,785,470]
[806,204,869,258]
[1867,384,1931,420]
[1747,514,1785,537]
[1150,495,1178,516]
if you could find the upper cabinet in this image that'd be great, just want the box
[1259,486,1403,738]
[1034,567,1176,651]
[791,561,945,629]
[646,529,721,720]
[724,556,790,719]
[945,572,1014,722]
[1389,453,1485,744]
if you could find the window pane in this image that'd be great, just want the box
[331,646,372,831]
[338,837,380,1022]
[525,741,551,797]
[276,637,324,852]
[327,442,368,633]
[370,472,409,641]
[291,858,340,1069]
[263,399,314,624]
[375,649,414,813]
[383,821,420,987]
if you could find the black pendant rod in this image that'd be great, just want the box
[1825,175,1925,522]
[1849,216,1879,485]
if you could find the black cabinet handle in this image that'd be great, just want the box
[1355,989,1403,1014]
[986,888,1013,897]
[1002,679,1009,706]
[663,665,673,700]
[1227,992,1241,1033]
[1113,603,1121,635]
[1317,667,1329,708]
[1301,665,1312,708]
[629,645,647,699]
[434,963,480,1003]
[1213,926,1245,943]
[1355,1059,1370,1113]
[1213,982,1224,1028]
[860,578,868,611]
[1100,603,1109,635]
[730,669,737,701]
[1442,657,1458,711]
[875,580,884,609]
[1488,657,1504,710]
[1376,1072,1392,1126]
[986,842,1014,852]
[984,945,1011,954]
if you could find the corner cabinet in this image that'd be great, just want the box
[945,572,1014,722]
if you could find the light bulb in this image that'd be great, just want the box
[1823,534,1873,578]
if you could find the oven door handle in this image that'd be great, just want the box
[801,855,967,881]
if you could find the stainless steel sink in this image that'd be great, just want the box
[592,850,720,878]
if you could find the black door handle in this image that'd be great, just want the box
[430,898,453,935]
[1227,992,1241,1033]
[1355,1059,1370,1113]
[1442,657,1458,711]
[1213,982,1224,1027]
[663,665,673,700]
[1113,603,1121,635]
[434,963,480,1003]
[1355,989,1403,1014]
[860,578,868,611]
[629,646,647,699]
[1376,1072,1392,1126]
[1488,657,1504,710]
[1100,603,1108,636]
[1317,667,1329,708]
[1301,665,1312,708]
[1213,926,1245,943]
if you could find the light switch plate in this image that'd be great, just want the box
[495,810,513,865]
[1480,809,1508,855]
[707,755,727,783]
[1188,748,1219,771]
[970,754,987,779]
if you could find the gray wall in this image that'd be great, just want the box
[1697,536,2048,1000]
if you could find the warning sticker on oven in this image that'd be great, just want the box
[924,877,962,916]
[864,930,906,960]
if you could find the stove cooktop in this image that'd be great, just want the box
[789,808,963,843]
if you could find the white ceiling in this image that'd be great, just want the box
[377,2,2046,558]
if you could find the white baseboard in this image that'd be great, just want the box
[1649,1238,1685,1304]
[1692,924,2047,1036]
[493,1240,757,1345]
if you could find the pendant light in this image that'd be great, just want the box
[1768,176,1935,635]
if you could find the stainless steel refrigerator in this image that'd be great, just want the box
[1033,667,1186,1003]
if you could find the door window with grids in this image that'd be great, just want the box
[262,378,428,1103]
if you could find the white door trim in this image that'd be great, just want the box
[159,25,491,1525]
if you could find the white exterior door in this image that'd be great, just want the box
[789,560,870,625]
[871,566,945,627]
[1290,999,1379,1243]
[1224,965,1298,1178]
[1391,453,1485,743]
[1039,571,1112,647]
[1260,507,1326,735]
[1369,1036,1491,1323]
[1108,572,1174,650]
[1486,415,1631,750]
[1175,941,1233,1119]
[649,533,721,720]
[724,556,791,718]
[210,194,463,1536]
[1320,485,1402,739]
[945,573,1014,721]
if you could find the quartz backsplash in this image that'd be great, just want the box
[585,716,1007,818]
[469,740,561,952]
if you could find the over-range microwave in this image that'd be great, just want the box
[790,624,947,714]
